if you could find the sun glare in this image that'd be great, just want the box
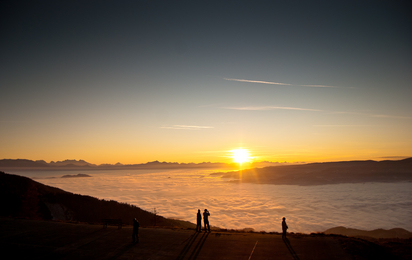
[232,148,251,164]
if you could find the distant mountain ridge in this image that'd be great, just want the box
[2,158,411,185]
[49,159,94,167]
[324,226,412,239]
[0,158,287,170]
[0,158,230,169]
[0,159,99,168]
[213,157,412,185]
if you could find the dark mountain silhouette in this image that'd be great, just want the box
[0,159,50,168]
[0,171,195,228]
[0,158,292,170]
[61,173,92,178]
[212,158,412,185]
[324,226,412,239]
[0,158,237,170]
[49,159,95,167]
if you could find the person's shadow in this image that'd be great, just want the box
[175,232,200,260]
[283,237,300,260]
[175,231,209,260]
[188,232,209,260]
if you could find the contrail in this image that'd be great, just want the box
[224,78,337,88]
[224,78,291,85]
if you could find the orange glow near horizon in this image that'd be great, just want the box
[3,144,411,166]
[2,134,412,165]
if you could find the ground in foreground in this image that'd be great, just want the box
[0,217,409,260]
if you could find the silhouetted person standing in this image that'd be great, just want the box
[282,217,288,238]
[196,209,202,232]
[133,218,139,243]
[203,209,210,232]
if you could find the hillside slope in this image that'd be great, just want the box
[213,158,412,185]
[324,226,412,239]
[0,171,194,228]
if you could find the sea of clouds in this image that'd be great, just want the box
[14,169,412,233]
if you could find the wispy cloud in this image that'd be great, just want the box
[300,84,337,88]
[329,111,412,120]
[313,125,375,127]
[224,78,291,86]
[222,105,411,120]
[197,103,224,108]
[160,125,214,130]
[371,114,412,119]
[223,106,322,112]
[224,78,337,88]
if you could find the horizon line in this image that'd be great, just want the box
[1,157,411,167]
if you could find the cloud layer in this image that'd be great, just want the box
[19,169,412,233]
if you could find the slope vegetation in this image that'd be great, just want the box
[0,171,194,228]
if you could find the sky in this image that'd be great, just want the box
[1,0,411,164]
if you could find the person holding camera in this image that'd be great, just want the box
[203,209,210,232]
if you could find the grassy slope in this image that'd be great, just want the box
[0,171,195,228]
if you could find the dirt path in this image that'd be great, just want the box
[0,218,352,259]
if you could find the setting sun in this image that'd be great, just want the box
[232,148,251,164]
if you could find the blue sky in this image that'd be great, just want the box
[1,1,411,163]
